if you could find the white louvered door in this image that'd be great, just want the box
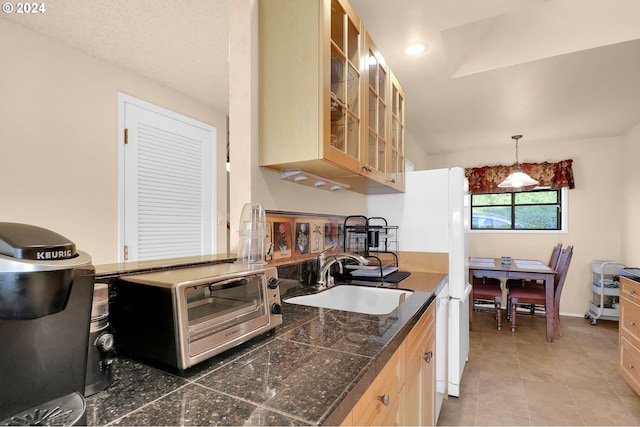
[120,94,217,262]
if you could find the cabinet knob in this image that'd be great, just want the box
[628,364,635,370]
[377,394,390,406]
[362,164,373,172]
[630,321,636,327]
[424,351,433,364]
[631,290,637,295]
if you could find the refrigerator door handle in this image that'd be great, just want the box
[464,283,472,298]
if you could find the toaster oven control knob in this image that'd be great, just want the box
[96,333,115,353]
[271,303,282,315]
[268,277,281,289]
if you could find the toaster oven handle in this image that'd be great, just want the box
[208,277,250,291]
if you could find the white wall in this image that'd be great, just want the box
[405,132,429,171]
[427,136,623,316]
[0,21,228,265]
[2,16,367,265]
[621,122,640,265]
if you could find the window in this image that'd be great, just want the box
[471,188,564,231]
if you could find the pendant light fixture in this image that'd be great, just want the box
[498,135,539,189]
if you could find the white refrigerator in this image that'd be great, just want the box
[368,167,471,400]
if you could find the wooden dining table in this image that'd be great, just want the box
[469,257,557,342]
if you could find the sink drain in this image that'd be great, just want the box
[0,392,85,426]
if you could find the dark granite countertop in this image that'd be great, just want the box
[94,254,236,280]
[620,267,640,282]
[85,271,447,426]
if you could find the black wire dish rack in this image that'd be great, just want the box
[340,215,409,283]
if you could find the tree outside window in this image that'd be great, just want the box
[471,189,561,231]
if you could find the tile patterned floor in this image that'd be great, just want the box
[437,310,640,426]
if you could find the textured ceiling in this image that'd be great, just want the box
[3,0,640,155]
[1,0,229,113]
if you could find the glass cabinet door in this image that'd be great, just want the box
[330,0,361,163]
[366,39,387,176]
[390,73,405,188]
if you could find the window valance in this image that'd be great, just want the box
[465,159,575,194]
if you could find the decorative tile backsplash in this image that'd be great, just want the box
[266,211,349,265]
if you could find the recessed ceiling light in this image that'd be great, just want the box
[403,43,427,56]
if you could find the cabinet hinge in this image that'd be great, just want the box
[124,128,129,144]
[123,245,129,261]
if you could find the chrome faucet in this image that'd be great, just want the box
[316,252,369,289]
[317,244,336,272]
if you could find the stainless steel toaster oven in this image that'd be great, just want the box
[110,263,282,370]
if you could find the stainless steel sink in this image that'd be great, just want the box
[283,285,413,315]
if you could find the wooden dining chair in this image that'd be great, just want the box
[506,243,563,319]
[471,276,503,331]
[509,245,573,334]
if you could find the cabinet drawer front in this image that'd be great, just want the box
[406,325,434,386]
[619,337,640,394]
[621,298,640,346]
[405,306,435,357]
[622,277,640,306]
[352,349,401,426]
[405,306,435,384]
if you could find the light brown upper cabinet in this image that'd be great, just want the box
[259,0,405,194]
[363,31,389,187]
[389,71,406,191]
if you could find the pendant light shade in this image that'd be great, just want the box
[498,135,539,189]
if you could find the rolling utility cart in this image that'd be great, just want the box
[584,260,625,325]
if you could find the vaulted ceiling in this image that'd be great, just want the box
[3,0,640,155]
[349,0,640,154]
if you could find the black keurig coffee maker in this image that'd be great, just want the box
[85,282,115,396]
[0,223,94,425]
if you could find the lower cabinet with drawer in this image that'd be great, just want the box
[341,303,436,426]
[351,349,402,426]
[402,301,436,426]
[619,276,640,395]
